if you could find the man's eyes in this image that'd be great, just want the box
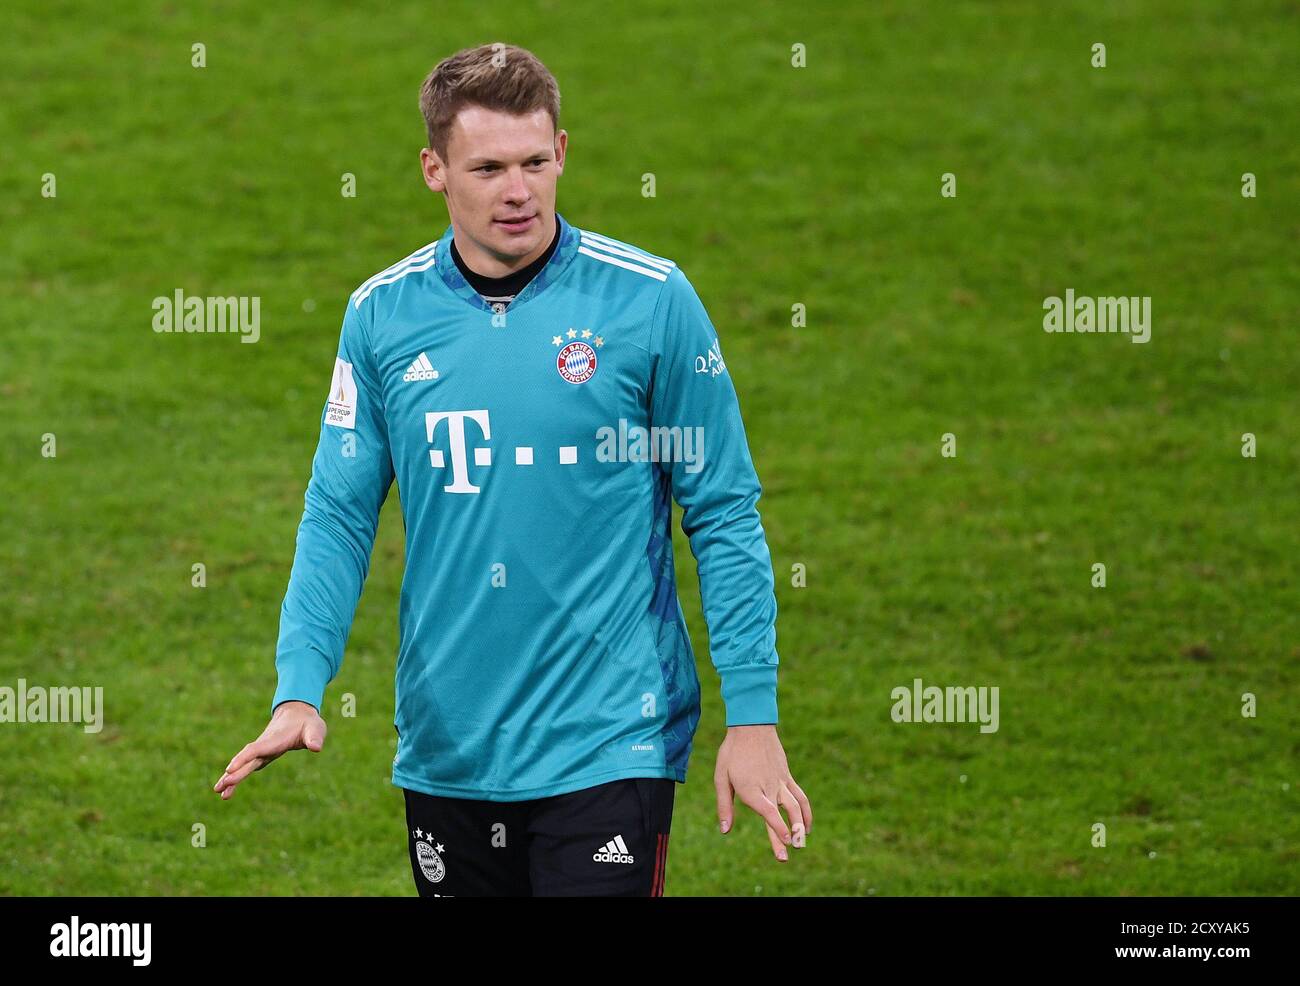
[476,160,546,173]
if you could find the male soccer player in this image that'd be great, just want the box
[214,42,811,896]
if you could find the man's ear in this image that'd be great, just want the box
[421,148,446,193]
[554,129,567,176]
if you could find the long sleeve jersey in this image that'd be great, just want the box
[272,212,780,800]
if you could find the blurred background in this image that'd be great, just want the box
[1,0,1296,895]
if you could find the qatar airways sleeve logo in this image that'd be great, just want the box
[426,410,492,493]
[694,336,727,377]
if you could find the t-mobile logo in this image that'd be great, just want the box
[425,409,584,493]
[426,410,492,493]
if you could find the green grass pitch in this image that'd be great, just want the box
[1,0,1296,894]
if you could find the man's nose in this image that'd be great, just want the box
[504,166,530,202]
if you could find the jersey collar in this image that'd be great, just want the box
[434,211,581,315]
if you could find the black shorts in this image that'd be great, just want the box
[403,777,676,897]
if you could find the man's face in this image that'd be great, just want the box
[421,105,566,277]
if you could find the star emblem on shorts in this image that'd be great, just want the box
[595,336,604,347]
[551,335,562,346]
[566,328,577,339]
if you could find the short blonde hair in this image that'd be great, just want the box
[419,43,561,164]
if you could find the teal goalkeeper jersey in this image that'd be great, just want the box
[271,212,780,800]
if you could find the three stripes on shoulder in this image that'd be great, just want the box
[352,240,439,309]
[576,230,675,282]
[350,227,675,310]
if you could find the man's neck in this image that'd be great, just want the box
[451,218,561,307]
[451,215,557,279]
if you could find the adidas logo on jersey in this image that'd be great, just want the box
[593,834,634,864]
[403,352,439,382]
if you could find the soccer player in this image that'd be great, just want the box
[214,42,811,896]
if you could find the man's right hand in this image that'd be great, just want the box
[213,700,327,800]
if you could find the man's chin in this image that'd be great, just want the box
[486,230,540,258]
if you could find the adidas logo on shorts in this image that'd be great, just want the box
[403,352,439,382]
[593,834,634,864]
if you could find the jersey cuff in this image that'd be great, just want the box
[719,662,778,725]
[270,653,331,716]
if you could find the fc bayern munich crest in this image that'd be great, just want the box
[557,341,597,384]
[415,839,445,883]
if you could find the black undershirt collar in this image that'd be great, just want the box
[451,220,561,309]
